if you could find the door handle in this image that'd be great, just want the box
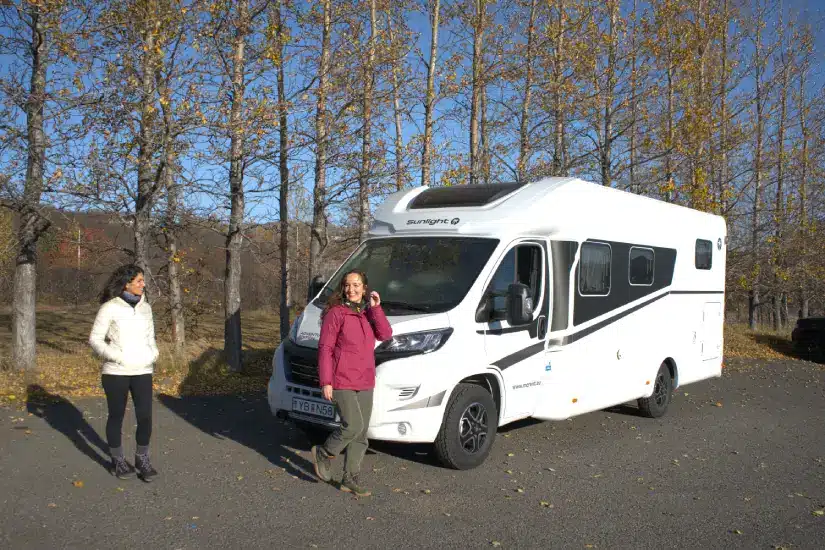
[537,315,547,339]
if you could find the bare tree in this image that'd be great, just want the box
[1,2,50,371]
[309,0,331,287]
[420,0,441,187]
[358,0,378,241]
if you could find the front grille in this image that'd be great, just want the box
[288,356,319,386]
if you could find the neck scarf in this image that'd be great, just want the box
[344,298,366,314]
[121,291,141,308]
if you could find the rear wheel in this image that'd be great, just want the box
[434,383,498,470]
[638,363,673,418]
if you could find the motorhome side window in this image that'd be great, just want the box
[695,239,712,270]
[629,247,654,286]
[485,244,543,321]
[579,242,611,296]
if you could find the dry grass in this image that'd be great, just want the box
[0,308,801,404]
[0,306,282,404]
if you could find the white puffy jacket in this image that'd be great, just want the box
[89,295,159,376]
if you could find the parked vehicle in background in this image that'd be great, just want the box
[792,317,825,363]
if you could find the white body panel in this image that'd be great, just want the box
[267,178,726,444]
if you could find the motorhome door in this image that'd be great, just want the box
[476,240,549,421]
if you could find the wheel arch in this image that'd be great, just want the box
[457,371,503,421]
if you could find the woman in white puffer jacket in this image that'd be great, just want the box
[89,264,159,481]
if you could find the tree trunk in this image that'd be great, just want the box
[387,13,405,192]
[551,0,565,176]
[225,0,249,373]
[517,0,538,183]
[773,23,789,331]
[165,155,185,358]
[276,0,292,341]
[135,0,159,279]
[420,0,440,187]
[665,43,674,202]
[749,22,764,331]
[358,0,377,241]
[629,0,638,194]
[469,0,485,185]
[600,0,617,188]
[12,4,49,372]
[480,83,489,184]
[158,75,185,358]
[798,61,809,320]
[309,0,331,287]
[718,0,729,215]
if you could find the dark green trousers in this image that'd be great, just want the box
[324,389,373,477]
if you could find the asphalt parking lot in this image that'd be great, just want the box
[1,357,824,549]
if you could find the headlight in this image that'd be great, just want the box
[288,312,303,344]
[375,328,454,356]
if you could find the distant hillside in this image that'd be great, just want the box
[0,208,356,311]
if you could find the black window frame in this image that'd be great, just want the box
[695,239,713,270]
[578,241,612,297]
[482,242,545,322]
[628,246,655,286]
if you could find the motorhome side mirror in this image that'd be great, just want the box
[308,275,327,301]
[506,283,533,326]
[475,294,492,323]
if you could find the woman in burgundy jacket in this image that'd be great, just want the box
[311,269,393,496]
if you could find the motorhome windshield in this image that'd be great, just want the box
[314,237,499,316]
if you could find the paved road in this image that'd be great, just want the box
[1,358,824,549]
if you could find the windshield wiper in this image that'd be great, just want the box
[379,300,432,313]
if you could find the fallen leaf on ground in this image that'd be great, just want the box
[540,501,553,508]
[505,470,513,475]
[731,529,743,535]
[366,517,375,521]
[47,503,57,508]
[516,488,525,493]
[812,510,824,517]
[715,402,723,407]
[422,489,431,494]
[72,480,84,488]
[491,542,501,548]
[507,453,515,457]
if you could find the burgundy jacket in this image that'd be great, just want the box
[317,304,393,390]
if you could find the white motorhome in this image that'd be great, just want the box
[268,177,726,469]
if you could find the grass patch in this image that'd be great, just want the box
[0,307,281,404]
[724,323,795,361]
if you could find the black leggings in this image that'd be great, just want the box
[102,374,153,449]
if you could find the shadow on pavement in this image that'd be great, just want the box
[157,392,318,483]
[26,384,111,470]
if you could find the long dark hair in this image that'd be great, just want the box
[322,269,369,318]
[100,264,144,304]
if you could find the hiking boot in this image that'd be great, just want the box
[111,456,135,480]
[340,475,371,497]
[311,445,333,483]
[135,454,158,482]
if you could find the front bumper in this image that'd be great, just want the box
[267,344,448,443]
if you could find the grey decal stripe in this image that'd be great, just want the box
[492,341,545,370]
[389,390,447,412]
[551,289,725,346]
[486,289,726,369]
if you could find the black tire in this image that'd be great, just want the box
[434,383,498,470]
[637,363,673,418]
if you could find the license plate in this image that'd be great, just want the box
[292,398,335,419]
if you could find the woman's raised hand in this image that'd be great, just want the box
[369,291,381,308]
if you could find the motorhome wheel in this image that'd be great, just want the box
[434,383,498,470]
[637,363,673,418]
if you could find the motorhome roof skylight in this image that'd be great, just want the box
[408,182,523,209]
